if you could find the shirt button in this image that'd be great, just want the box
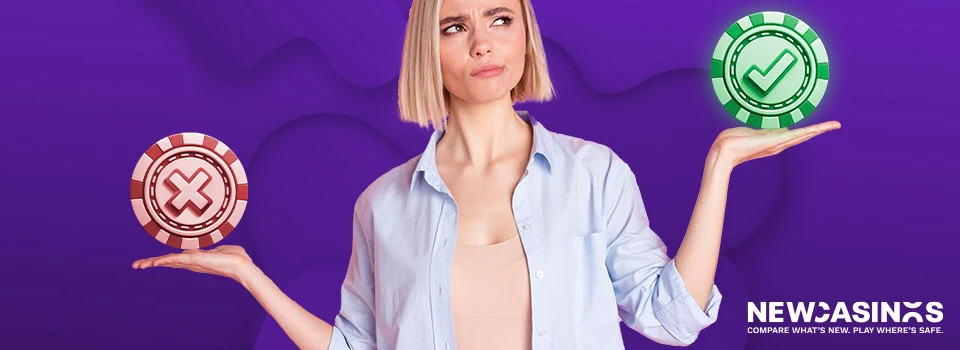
[537,328,546,337]
[522,223,531,230]
[535,270,544,279]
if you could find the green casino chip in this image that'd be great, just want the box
[711,11,829,128]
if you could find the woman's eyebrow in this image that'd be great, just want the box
[439,7,516,27]
[440,15,466,27]
[484,7,515,17]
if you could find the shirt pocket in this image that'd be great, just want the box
[566,232,622,330]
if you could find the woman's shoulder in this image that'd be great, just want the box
[545,129,632,176]
[353,154,421,213]
[544,129,639,204]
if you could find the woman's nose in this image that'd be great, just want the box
[471,32,493,57]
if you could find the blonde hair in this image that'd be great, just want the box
[398,0,555,130]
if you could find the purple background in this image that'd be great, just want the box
[1,0,957,349]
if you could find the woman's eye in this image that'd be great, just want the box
[443,24,465,34]
[493,16,513,26]
[442,16,511,34]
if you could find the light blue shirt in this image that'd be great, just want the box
[329,111,722,349]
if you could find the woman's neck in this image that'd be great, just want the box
[439,96,532,170]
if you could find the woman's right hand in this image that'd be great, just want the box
[132,245,254,283]
[133,246,336,348]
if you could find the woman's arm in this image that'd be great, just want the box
[133,199,380,350]
[674,122,841,310]
[601,150,721,345]
[133,246,338,349]
[237,203,379,350]
[238,263,335,350]
[673,147,732,311]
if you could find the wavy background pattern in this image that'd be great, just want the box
[0,0,957,349]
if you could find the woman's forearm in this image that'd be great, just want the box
[238,263,335,350]
[674,147,734,311]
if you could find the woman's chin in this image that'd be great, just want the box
[457,90,513,105]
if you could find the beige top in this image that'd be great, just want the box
[450,233,532,350]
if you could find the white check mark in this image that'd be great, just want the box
[744,49,798,95]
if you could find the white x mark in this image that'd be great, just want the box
[165,169,212,214]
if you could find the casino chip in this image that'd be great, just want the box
[711,11,829,128]
[130,133,247,249]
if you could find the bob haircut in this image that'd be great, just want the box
[398,0,555,130]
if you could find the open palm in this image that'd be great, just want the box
[713,120,841,167]
[132,245,253,282]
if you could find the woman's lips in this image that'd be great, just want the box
[471,65,505,78]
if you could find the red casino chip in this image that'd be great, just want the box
[130,132,248,249]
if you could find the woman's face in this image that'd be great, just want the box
[438,0,526,105]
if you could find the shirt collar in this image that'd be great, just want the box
[410,110,556,192]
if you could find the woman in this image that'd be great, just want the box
[132,0,840,349]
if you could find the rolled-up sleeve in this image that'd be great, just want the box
[601,152,722,346]
[328,200,377,350]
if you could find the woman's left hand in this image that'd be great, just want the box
[712,120,842,168]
